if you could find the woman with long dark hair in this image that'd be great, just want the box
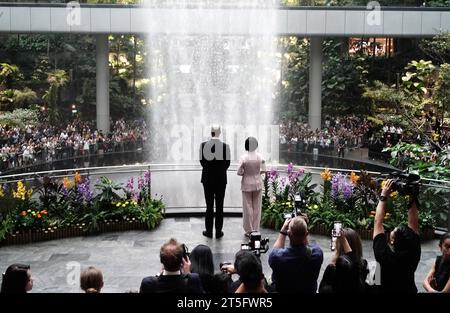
[1,264,33,293]
[423,232,450,292]
[319,228,368,293]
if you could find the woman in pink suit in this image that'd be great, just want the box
[237,137,266,236]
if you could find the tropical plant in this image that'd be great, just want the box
[94,177,122,209]
[138,197,165,229]
[42,69,69,124]
[262,164,319,228]
[0,109,39,128]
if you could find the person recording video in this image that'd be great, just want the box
[268,216,323,293]
[319,228,369,293]
[372,179,421,293]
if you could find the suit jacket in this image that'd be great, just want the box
[199,139,231,185]
[237,151,266,192]
[139,273,205,293]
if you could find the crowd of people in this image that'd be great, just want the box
[0,119,148,172]
[2,181,449,294]
[279,115,373,158]
[280,114,450,162]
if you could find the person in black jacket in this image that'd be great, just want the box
[319,228,369,293]
[372,179,421,293]
[139,238,204,293]
[199,125,231,239]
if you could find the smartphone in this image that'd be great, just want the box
[330,236,337,251]
[332,222,342,237]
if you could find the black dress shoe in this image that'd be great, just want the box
[216,231,224,239]
[202,230,213,238]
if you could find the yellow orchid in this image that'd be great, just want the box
[13,180,31,199]
[350,172,360,184]
[0,185,4,198]
[63,177,73,189]
[321,168,332,181]
[74,172,82,184]
[390,191,398,199]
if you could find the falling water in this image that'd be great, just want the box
[144,0,280,164]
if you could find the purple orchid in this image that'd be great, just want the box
[77,176,93,203]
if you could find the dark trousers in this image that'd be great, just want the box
[203,183,226,234]
[338,147,345,158]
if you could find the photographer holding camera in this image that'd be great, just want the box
[372,179,421,293]
[268,216,323,293]
[139,238,204,293]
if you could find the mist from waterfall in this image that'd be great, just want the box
[144,0,280,164]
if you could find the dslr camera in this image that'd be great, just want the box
[241,232,269,257]
[283,193,307,220]
[381,171,421,196]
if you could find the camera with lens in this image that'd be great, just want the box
[283,193,307,220]
[241,232,269,257]
[381,171,421,196]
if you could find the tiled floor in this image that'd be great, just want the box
[0,217,440,293]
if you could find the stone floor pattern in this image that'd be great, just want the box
[0,217,440,293]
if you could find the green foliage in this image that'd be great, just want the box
[0,63,20,85]
[261,201,289,230]
[263,169,441,235]
[277,37,370,120]
[384,143,450,180]
[262,165,319,229]
[322,40,370,115]
[0,215,14,241]
[12,88,38,108]
[432,63,450,115]
[0,173,165,241]
[275,36,310,120]
[402,60,436,96]
[0,108,39,128]
[420,32,450,64]
[138,198,165,229]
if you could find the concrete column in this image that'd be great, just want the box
[96,34,110,134]
[308,37,323,131]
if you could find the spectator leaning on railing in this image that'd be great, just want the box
[372,179,421,293]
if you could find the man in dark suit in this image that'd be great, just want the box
[199,125,231,239]
[140,238,204,293]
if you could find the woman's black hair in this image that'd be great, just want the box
[439,232,450,247]
[245,137,258,152]
[190,244,214,277]
[235,251,263,290]
[1,264,30,294]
